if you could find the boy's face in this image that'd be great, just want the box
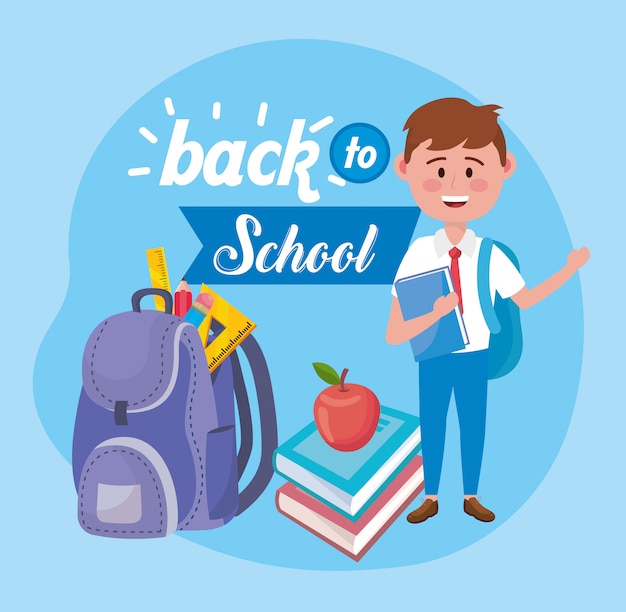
[394,140,516,222]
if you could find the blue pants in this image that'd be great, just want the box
[419,350,489,496]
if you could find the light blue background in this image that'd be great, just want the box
[33,39,582,569]
[2,0,622,608]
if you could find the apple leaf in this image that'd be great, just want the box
[312,362,341,386]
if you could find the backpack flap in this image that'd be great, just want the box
[82,291,183,416]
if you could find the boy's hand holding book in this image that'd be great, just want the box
[433,292,459,320]
[387,268,468,354]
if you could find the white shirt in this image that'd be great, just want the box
[391,229,526,353]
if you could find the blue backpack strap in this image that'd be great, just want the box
[478,238,524,379]
[477,238,501,334]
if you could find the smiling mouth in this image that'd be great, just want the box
[442,195,469,208]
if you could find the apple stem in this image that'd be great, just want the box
[340,368,349,392]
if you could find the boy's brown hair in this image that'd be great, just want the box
[403,98,507,166]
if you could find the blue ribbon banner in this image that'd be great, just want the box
[180,206,420,284]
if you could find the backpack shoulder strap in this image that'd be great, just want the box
[234,334,278,515]
[229,350,253,479]
[477,237,501,334]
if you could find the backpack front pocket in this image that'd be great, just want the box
[77,437,178,538]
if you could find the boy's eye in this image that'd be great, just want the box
[438,167,445,178]
[466,167,473,178]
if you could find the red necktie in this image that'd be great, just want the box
[449,247,463,313]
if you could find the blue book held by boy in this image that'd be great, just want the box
[272,406,421,520]
[394,266,469,361]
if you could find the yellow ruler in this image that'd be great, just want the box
[197,284,256,372]
[146,247,171,311]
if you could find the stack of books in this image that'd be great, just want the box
[272,406,423,561]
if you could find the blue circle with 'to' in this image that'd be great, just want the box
[330,122,391,183]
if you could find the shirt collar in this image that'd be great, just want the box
[433,228,477,258]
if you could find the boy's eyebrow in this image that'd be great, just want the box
[426,157,446,164]
[465,156,484,166]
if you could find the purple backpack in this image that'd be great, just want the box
[72,288,277,538]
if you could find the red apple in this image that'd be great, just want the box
[313,364,380,452]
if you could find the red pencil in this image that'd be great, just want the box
[174,278,193,317]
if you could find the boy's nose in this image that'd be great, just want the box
[450,172,457,189]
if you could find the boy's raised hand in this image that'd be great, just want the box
[567,247,590,272]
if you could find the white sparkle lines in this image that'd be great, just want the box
[129,97,175,177]
[257,102,268,127]
[309,116,334,133]
[327,174,346,187]
[212,102,221,120]
[128,167,151,177]
[164,97,175,116]
[139,127,158,144]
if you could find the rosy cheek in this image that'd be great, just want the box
[422,178,441,192]
[470,178,488,192]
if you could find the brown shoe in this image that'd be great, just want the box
[463,497,495,522]
[407,499,438,524]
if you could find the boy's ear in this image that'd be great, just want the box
[394,153,409,181]
[503,152,517,178]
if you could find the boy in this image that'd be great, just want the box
[386,98,589,523]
